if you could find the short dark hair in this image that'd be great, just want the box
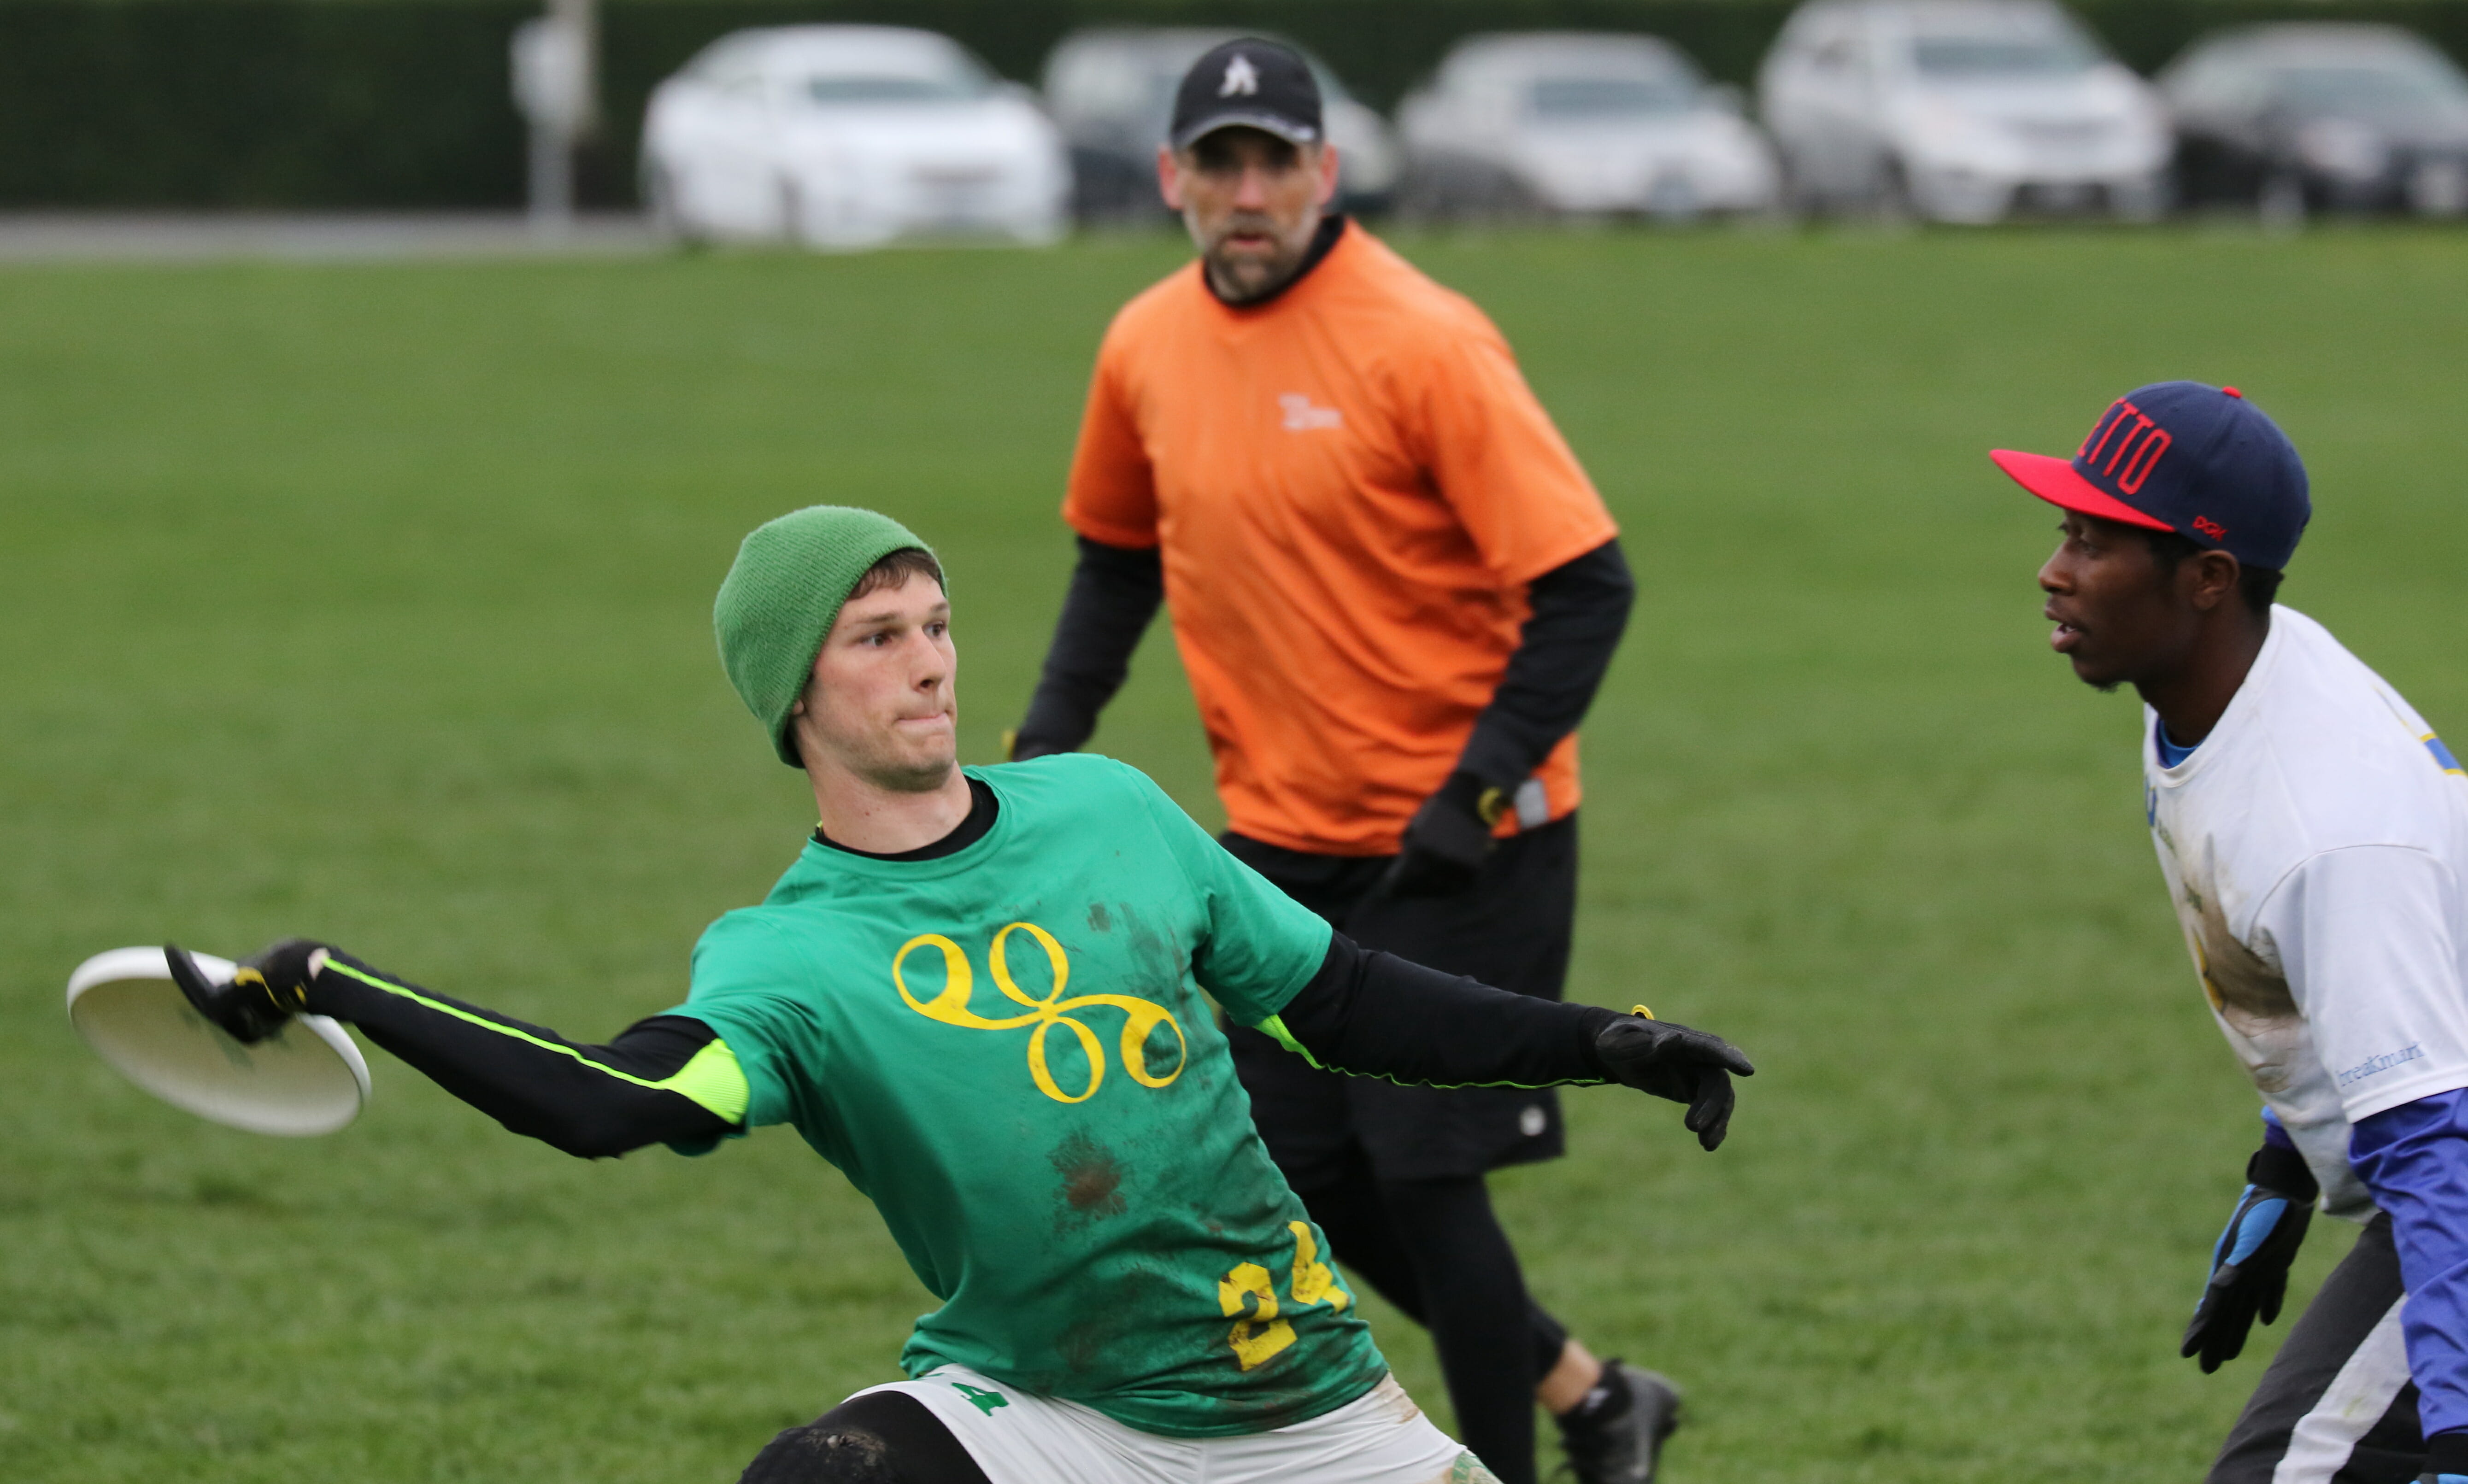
[2142,528,2282,616]
[847,547,944,603]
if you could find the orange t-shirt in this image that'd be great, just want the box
[1063,224,1618,856]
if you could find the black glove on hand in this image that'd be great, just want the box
[1376,772,1504,899]
[2183,1141,2318,1373]
[166,938,328,1045]
[1594,1010,1756,1151]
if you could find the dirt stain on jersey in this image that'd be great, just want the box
[1042,1261,1178,1382]
[1087,902,1113,934]
[1050,1131,1129,1226]
[2187,866,2297,1021]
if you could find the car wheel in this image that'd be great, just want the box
[2259,170,2307,231]
[642,162,693,244]
[1873,155,1917,224]
[775,178,805,247]
[1776,153,1826,220]
[2407,157,2468,218]
[1393,165,1450,223]
[1399,157,1529,223]
[2111,171,2170,224]
[1643,172,1702,225]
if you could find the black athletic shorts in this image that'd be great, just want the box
[1220,815,1578,1187]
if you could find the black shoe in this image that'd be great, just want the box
[1556,1361,1681,1484]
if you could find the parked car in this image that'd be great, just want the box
[1040,28,1400,218]
[1758,0,2171,223]
[2161,24,2468,220]
[641,26,1070,249]
[1395,32,1780,219]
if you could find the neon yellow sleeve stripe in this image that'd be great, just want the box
[1246,1013,1602,1091]
[1255,1014,1323,1069]
[659,1039,752,1125]
[322,959,752,1125]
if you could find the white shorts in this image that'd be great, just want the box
[853,1367,1496,1484]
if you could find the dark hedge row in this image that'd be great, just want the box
[6,0,2467,206]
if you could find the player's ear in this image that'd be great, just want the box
[2185,549,2243,612]
[1312,142,1340,206]
[1157,145,1186,211]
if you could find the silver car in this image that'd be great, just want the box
[1397,32,1780,219]
[641,26,1071,250]
[1040,28,1400,219]
[1758,0,2172,223]
[2163,24,2468,221]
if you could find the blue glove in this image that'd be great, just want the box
[2182,1177,2312,1373]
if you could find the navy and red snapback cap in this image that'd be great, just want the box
[1992,381,2310,572]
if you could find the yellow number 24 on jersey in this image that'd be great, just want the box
[1219,1221,1352,1370]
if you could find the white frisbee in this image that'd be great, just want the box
[66,946,371,1136]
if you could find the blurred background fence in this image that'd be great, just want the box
[8,0,2468,207]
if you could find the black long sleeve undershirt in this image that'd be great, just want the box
[293,923,1618,1162]
[1014,537,1164,757]
[299,951,733,1160]
[1272,930,1621,1089]
[1013,537,1634,784]
[1456,538,1634,789]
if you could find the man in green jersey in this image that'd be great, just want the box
[171,506,1752,1484]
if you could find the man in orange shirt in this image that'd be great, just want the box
[1010,39,1682,1484]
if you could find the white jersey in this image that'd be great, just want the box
[2146,606,2468,1220]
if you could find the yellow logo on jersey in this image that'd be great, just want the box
[893,922,1186,1104]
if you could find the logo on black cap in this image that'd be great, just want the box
[1220,54,1259,97]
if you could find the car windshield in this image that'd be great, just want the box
[1527,73,1698,117]
[2271,61,2468,116]
[1912,32,2100,77]
[803,68,991,105]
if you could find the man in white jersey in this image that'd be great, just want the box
[1999,381,2468,1484]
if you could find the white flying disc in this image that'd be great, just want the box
[66,946,370,1136]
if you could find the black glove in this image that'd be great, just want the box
[2413,1431,2468,1484]
[1375,772,1506,899]
[1593,1010,1756,1151]
[166,938,327,1045]
[2182,1141,2318,1373]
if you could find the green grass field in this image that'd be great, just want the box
[6,223,2467,1484]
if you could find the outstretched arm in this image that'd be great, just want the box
[170,941,743,1158]
[1253,932,1753,1150]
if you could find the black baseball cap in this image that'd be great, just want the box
[1169,38,1323,150]
[1993,381,2311,572]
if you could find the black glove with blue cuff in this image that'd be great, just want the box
[2182,1138,2318,1373]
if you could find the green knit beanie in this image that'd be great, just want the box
[713,505,940,767]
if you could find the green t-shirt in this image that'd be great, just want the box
[669,754,1387,1437]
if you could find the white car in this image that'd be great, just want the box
[1040,29,1400,219]
[641,26,1070,250]
[1758,0,2171,223]
[1397,33,1779,219]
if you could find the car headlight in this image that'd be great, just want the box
[2296,118,2389,181]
